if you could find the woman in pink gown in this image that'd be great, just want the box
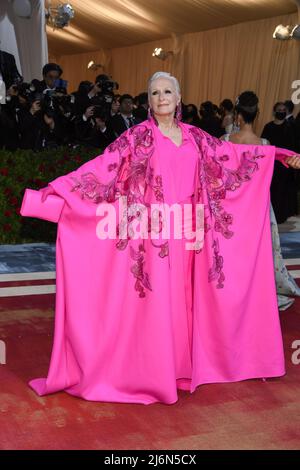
[21,72,300,404]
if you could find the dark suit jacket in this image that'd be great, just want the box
[109,114,142,138]
[0,50,22,88]
[74,115,115,149]
[286,115,295,123]
[134,106,148,122]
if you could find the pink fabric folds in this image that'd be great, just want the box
[20,119,296,404]
[20,188,65,223]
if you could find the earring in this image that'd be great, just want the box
[175,102,182,124]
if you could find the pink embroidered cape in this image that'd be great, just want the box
[21,118,294,404]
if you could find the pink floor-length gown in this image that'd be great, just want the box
[20,118,296,404]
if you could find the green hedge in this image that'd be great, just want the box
[0,146,99,244]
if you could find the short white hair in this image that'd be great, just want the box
[148,71,181,99]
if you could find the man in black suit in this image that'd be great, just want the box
[74,103,115,150]
[110,94,141,137]
[0,49,22,88]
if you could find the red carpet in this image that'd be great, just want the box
[0,291,299,450]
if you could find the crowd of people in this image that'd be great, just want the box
[1,61,299,152]
[0,58,299,222]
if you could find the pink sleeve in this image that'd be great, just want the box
[20,129,132,222]
[48,131,131,203]
[20,188,65,223]
[275,147,295,168]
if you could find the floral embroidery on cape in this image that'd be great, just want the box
[70,122,266,295]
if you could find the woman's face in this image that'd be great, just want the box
[149,78,180,117]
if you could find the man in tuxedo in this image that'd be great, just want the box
[110,94,141,137]
[0,49,22,88]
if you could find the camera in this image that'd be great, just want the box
[96,75,119,95]
[77,76,119,118]
[94,75,119,114]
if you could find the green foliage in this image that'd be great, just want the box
[0,146,99,243]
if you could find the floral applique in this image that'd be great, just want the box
[189,127,265,289]
[70,172,120,204]
[152,175,164,202]
[151,241,169,258]
[107,134,130,154]
[208,239,225,289]
[130,244,152,298]
[70,125,167,298]
[70,124,267,296]
[70,136,130,203]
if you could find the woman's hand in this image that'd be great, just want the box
[40,185,55,202]
[285,155,300,169]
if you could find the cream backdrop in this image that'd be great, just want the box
[51,12,300,134]
[47,0,297,54]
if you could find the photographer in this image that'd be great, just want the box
[72,80,94,116]
[73,74,119,119]
[49,84,76,144]
[32,63,63,93]
[17,89,43,149]
[74,103,115,150]
[17,87,68,150]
